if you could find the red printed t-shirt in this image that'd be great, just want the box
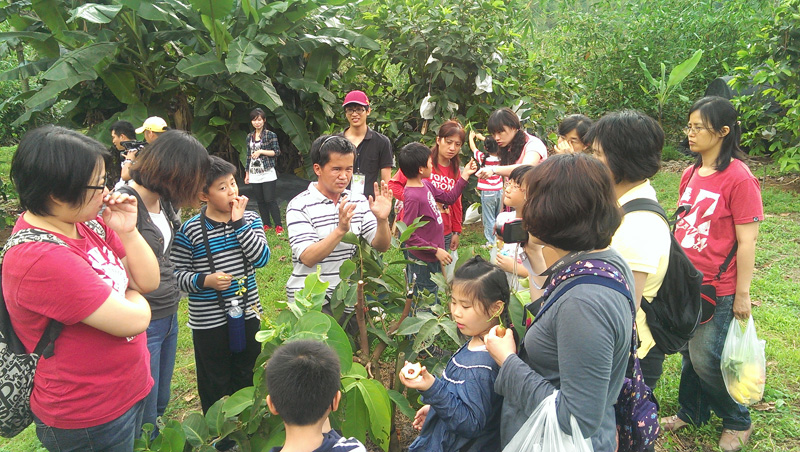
[673,160,763,296]
[2,216,153,429]
[389,163,463,235]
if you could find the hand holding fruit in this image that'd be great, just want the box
[399,361,434,391]
[205,272,233,291]
[485,324,516,367]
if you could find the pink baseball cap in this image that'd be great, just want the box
[343,90,370,107]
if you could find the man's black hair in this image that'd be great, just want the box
[583,110,663,184]
[204,155,237,192]
[111,120,136,141]
[266,340,341,426]
[12,125,108,216]
[398,142,431,178]
[309,135,355,168]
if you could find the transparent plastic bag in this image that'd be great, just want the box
[721,316,766,406]
[444,250,458,282]
[464,202,481,225]
[503,391,594,452]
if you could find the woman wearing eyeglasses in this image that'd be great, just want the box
[4,125,159,451]
[662,96,763,452]
[553,114,593,154]
[389,120,467,251]
[117,129,209,440]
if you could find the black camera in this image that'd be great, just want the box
[121,140,147,151]
[495,218,527,243]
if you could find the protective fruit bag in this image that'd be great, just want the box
[721,316,766,406]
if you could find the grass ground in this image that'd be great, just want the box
[0,154,798,451]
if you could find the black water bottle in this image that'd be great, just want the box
[227,302,246,353]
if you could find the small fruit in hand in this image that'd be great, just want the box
[401,362,422,380]
[496,326,507,338]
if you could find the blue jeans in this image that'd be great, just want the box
[677,294,751,430]
[141,313,179,438]
[406,257,442,300]
[34,399,145,452]
[480,189,503,244]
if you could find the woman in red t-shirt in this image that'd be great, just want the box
[662,97,763,452]
[4,125,159,451]
[389,120,466,251]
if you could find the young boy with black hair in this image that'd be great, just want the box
[172,156,270,451]
[266,340,366,452]
[399,142,477,296]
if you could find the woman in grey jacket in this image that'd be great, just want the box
[485,153,633,451]
[120,130,209,438]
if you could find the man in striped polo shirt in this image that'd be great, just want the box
[286,135,392,306]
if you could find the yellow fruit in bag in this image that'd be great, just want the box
[728,381,751,404]
[740,363,765,384]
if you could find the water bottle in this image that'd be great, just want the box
[227,301,246,353]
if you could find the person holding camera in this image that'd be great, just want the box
[492,165,533,290]
[485,153,634,451]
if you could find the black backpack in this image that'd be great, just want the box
[621,199,703,355]
[0,228,75,437]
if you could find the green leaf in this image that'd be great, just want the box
[98,67,138,104]
[23,73,95,113]
[188,0,234,19]
[667,49,703,89]
[42,42,118,81]
[413,319,440,352]
[304,49,333,85]
[387,389,416,420]
[222,386,255,417]
[230,74,283,110]
[440,318,460,345]
[275,107,311,153]
[0,59,55,82]
[31,0,77,47]
[160,420,187,452]
[339,260,357,280]
[637,58,657,89]
[341,386,368,444]
[182,412,209,447]
[68,3,122,24]
[0,31,52,42]
[356,379,392,449]
[177,53,226,77]
[292,311,332,337]
[226,37,267,75]
[208,116,230,126]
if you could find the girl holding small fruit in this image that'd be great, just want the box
[399,256,509,452]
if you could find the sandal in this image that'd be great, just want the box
[660,415,689,432]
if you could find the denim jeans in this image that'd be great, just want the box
[406,258,442,300]
[34,399,145,452]
[141,313,179,438]
[480,189,503,244]
[677,294,751,430]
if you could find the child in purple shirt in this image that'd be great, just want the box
[399,142,477,297]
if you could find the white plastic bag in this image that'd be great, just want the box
[503,391,594,452]
[420,95,436,119]
[721,316,766,406]
[444,250,458,282]
[463,202,481,225]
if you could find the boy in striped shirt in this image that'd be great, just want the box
[172,156,270,446]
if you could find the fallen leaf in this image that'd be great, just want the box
[751,299,762,307]
[183,393,196,402]
[751,401,775,412]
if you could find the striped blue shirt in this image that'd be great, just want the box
[171,210,270,329]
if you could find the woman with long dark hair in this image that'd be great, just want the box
[661,96,763,452]
[476,108,547,179]
[245,108,283,234]
[389,119,467,250]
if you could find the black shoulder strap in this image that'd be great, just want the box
[198,209,227,311]
[621,198,668,223]
[716,242,738,281]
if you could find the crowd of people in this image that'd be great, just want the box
[2,93,762,452]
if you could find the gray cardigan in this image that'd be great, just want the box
[495,249,633,452]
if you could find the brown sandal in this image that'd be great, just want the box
[660,415,689,432]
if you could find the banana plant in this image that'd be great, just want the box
[638,49,703,124]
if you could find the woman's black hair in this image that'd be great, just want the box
[557,114,593,144]
[452,256,513,335]
[487,108,526,165]
[522,153,621,251]
[11,125,108,216]
[686,96,745,171]
[583,110,663,184]
[129,129,210,207]
[250,108,266,121]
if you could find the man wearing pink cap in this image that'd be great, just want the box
[341,90,393,199]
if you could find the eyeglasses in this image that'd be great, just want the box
[505,182,523,191]
[85,173,110,191]
[345,106,367,115]
[683,125,711,135]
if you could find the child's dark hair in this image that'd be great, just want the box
[484,136,498,155]
[265,340,341,426]
[398,142,431,177]
[452,256,512,331]
[508,164,533,185]
[685,96,745,171]
[204,155,237,192]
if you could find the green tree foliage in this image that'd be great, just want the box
[732,0,800,172]
[0,0,378,173]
